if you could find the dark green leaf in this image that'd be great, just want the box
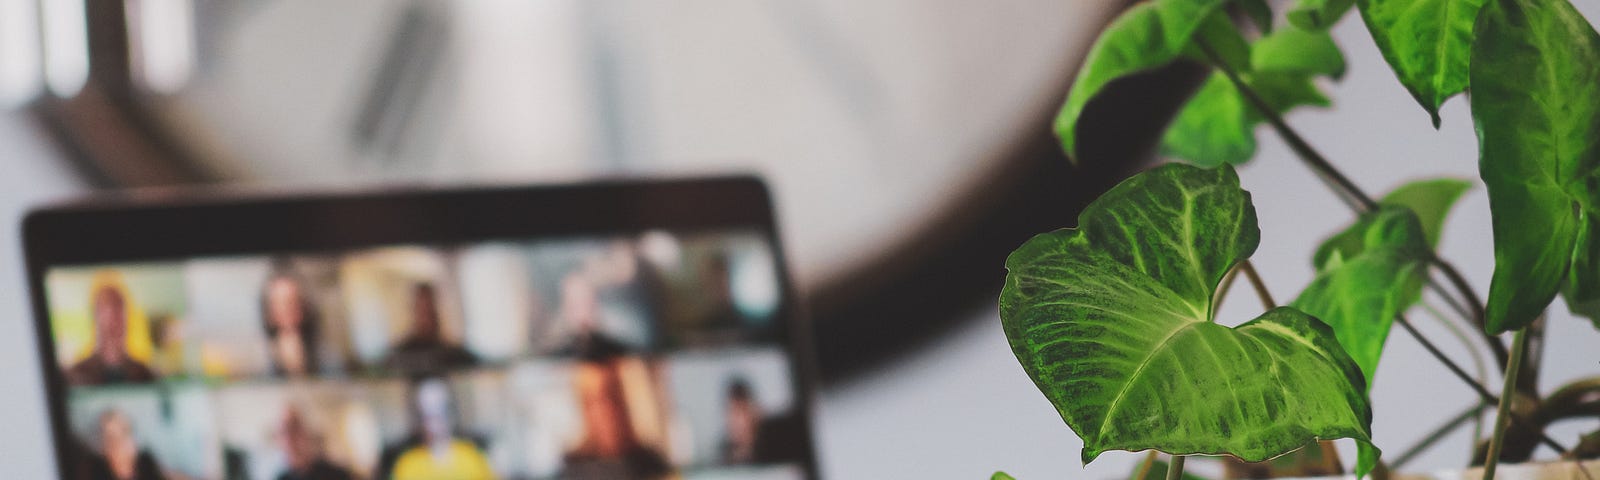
[1289,0,1356,30]
[1356,0,1487,127]
[1239,0,1275,34]
[1470,0,1600,334]
[1183,10,1253,72]
[1252,25,1347,79]
[1131,459,1210,480]
[1379,178,1474,248]
[1001,164,1376,468]
[1056,0,1231,161]
[1565,214,1599,329]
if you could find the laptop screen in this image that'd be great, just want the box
[30,183,815,480]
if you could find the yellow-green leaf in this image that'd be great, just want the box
[1001,164,1377,469]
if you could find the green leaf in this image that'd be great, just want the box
[1294,207,1432,478]
[1162,24,1342,166]
[991,472,1017,480]
[1056,0,1231,161]
[1288,0,1356,30]
[1296,207,1431,383]
[1470,0,1600,334]
[1356,0,1487,127]
[1162,75,1258,166]
[1162,72,1330,166]
[1132,460,1210,480]
[1252,25,1347,79]
[1379,178,1474,248]
[1001,164,1376,468]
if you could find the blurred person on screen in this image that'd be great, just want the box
[276,405,355,480]
[376,378,495,480]
[83,409,164,480]
[383,283,478,374]
[261,266,323,377]
[720,378,760,464]
[558,271,670,478]
[66,274,157,385]
[717,376,804,466]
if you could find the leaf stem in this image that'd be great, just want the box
[1483,328,1531,479]
[1390,402,1484,470]
[1191,35,1510,373]
[1166,455,1186,480]
[1239,260,1277,310]
[1395,315,1570,454]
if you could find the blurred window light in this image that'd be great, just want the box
[129,0,196,94]
[41,0,88,97]
[0,0,43,107]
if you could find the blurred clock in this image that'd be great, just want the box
[30,0,1162,379]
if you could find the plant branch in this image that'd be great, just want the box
[1395,316,1570,455]
[1191,36,1511,373]
[1428,256,1509,371]
[1390,402,1485,470]
[1239,260,1277,310]
[1166,455,1186,480]
[1483,329,1531,479]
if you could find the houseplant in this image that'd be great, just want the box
[996,0,1599,478]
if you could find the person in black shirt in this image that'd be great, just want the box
[83,410,164,480]
[66,283,157,386]
[275,405,355,480]
[382,283,478,374]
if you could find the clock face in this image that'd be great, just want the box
[73,0,1117,292]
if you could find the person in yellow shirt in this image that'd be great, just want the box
[380,379,496,480]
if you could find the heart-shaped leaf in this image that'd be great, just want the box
[1470,0,1600,334]
[1357,0,1487,127]
[1001,164,1376,468]
[1056,0,1231,161]
[1379,178,1473,248]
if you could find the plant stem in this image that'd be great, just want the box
[1396,316,1570,454]
[1192,35,1510,371]
[1390,402,1484,470]
[1429,257,1509,370]
[1421,301,1489,447]
[1134,451,1158,480]
[1193,39,1377,212]
[1483,329,1531,479]
[1238,260,1277,309]
[1166,455,1186,480]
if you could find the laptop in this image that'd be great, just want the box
[22,177,821,480]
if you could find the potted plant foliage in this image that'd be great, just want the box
[995,0,1599,478]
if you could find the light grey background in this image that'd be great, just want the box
[4,4,1600,478]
